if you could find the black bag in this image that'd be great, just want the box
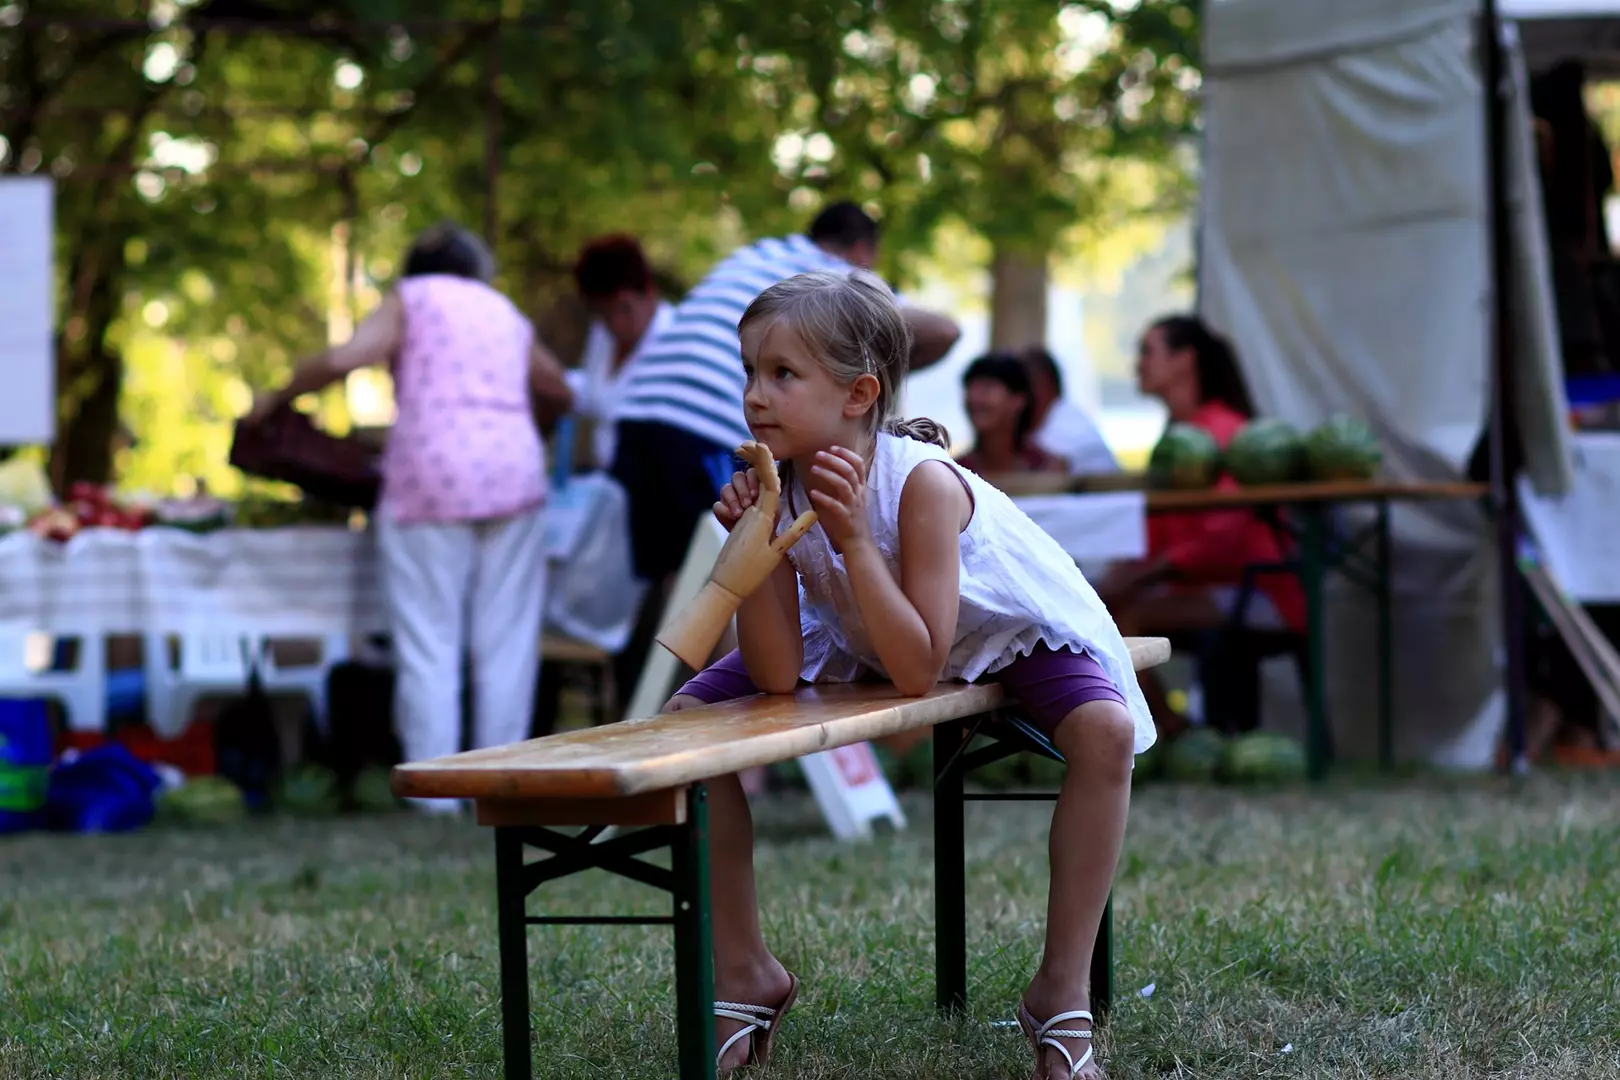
[324,659,401,787]
[212,646,282,811]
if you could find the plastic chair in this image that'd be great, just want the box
[260,634,349,734]
[143,631,349,738]
[143,631,252,739]
[0,629,107,734]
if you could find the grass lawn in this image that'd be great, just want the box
[3,771,1619,1079]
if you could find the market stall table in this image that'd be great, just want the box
[988,475,1491,778]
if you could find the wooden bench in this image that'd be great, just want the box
[392,636,1171,1079]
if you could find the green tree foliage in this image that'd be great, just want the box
[2,0,1198,495]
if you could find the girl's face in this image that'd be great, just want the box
[1136,325,1193,399]
[963,377,1025,440]
[740,319,875,462]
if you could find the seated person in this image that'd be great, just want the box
[954,352,1067,476]
[1022,345,1120,476]
[1096,315,1306,736]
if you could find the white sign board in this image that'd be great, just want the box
[0,178,54,444]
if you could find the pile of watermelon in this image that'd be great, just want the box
[1134,728,1306,786]
[1226,414,1383,486]
[1146,414,1382,490]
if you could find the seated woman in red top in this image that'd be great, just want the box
[1097,315,1307,735]
[954,352,1068,476]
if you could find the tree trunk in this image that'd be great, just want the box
[50,262,124,492]
[989,246,1049,352]
[51,349,123,490]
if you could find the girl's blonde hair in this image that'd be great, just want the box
[738,269,950,448]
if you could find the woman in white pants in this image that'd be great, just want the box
[250,224,572,797]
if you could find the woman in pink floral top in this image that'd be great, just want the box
[250,223,572,799]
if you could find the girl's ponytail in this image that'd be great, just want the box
[883,416,951,449]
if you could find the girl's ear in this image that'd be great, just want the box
[843,372,881,419]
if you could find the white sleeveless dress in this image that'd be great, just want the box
[778,433,1157,754]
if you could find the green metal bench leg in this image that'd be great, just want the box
[1301,504,1332,779]
[1091,895,1112,1018]
[671,784,717,1079]
[933,718,969,1013]
[1376,498,1394,769]
[494,828,532,1080]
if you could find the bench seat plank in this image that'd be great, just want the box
[392,636,1170,801]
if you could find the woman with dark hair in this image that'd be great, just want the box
[248,222,573,799]
[1097,314,1304,735]
[954,352,1067,476]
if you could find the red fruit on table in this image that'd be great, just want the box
[27,507,80,542]
[93,508,124,529]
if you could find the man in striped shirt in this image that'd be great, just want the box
[608,202,960,692]
[610,202,959,584]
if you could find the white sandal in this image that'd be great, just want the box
[1017,1000,1098,1079]
[714,973,799,1071]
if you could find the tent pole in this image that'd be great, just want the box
[1482,0,1530,774]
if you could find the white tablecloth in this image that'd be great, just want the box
[1012,491,1148,565]
[0,527,387,635]
[0,486,1142,642]
[1519,432,1620,603]
[0,471,644,655]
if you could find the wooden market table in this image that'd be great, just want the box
[988,474,1490,777]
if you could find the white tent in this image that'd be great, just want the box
[1198,0,1616,765]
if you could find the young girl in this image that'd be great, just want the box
[663,269,1156,1079]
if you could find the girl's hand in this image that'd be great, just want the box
[714,468,763,533]
[807,446,871,551]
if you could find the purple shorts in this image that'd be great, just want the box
[674,643,1127,736]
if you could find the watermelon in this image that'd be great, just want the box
[1305,415,1382,481]
[1224,418,1305,487]
[1163,727,1226,782]
[156,776,247,825]
[1217,732,1307,785]
[273,763,341,817]
[1148,423,1222,490]
[351,766,402,813]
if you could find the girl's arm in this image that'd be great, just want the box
[814,453,968,696]
[735,559,803,694]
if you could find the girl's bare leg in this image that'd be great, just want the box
[1021,699,1137,1079]
[665,695,793,1069]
